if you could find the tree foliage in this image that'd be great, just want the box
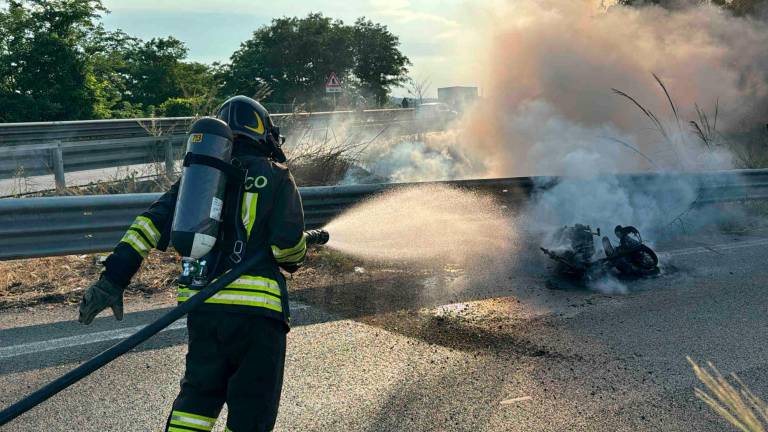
[351,18,410,106]
[0,0,105,121]
[0,0,215,121]
[123,37,189,108]
[0,3,409,121]
[223,14,410,109]
[223,14,355,107]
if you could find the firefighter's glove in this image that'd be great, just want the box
[78,276,125,325]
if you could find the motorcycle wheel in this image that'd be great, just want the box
[612,245,659,277]
[630,245,658,270]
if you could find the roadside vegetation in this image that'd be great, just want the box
[0,251,177,308]
[0,246,395,309]
[610,74,768,233]
[3,123,421,197]
[689,357,768,432]
[613,73,768,171]
[0,0,411,123]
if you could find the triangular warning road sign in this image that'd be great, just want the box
[325,72,342,88]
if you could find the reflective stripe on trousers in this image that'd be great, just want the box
[167,409,216,431]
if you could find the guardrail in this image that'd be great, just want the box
[2,170,767,260]
[0,109,419,189]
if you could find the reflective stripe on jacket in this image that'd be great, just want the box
[179,275,283,312]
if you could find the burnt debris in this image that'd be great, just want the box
[541,224,659,282]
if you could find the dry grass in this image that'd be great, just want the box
[0,246,365,309]
[7,171,176,198]
[6,122,390,197]
[615,73,768,233]
[613,73,768,170]
[63,168,176,195]
[0,255,102,307]
[608,74,768,170]
[728,131,768,169]
[689,356,768,432]
[285,120,389,185]
[612,73,693,170]
[0,250,180,308]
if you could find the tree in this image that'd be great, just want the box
[222,14,410,109]
[223,14,354,109]
[84,27,141,118]
[158,97,203,117]
[0,1,218,121]
[711,0,766,15]
[0,7,410,121]
[177,62,218,99]
[175,61,221,115]
[0,0,105,122]
[86,29,217,117]
[122,37,189,108]
[350,18,410,106]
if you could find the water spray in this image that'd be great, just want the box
[320,184,515,265]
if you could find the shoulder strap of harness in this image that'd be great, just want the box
[225,157,249,265]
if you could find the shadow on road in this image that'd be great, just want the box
[0,261,570,377]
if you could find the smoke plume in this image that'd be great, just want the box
[324,1,768,294]
[451,0,768,292]
[355,131,487,182]
[464,0,768,176]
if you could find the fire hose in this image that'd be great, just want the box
[0,229,329,427]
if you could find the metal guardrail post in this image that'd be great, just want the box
[52,140,66,191]
[164,138,175,178]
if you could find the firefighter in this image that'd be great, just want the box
[78,96,305,432]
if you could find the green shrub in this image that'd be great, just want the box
[158,97,203,117]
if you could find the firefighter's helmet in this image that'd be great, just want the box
[216,96,286,162]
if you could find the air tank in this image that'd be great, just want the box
[171,117,234,285]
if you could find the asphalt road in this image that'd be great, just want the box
[0,162,165,196]
[2,232,768,431]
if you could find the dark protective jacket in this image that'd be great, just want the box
[103,140,306,325]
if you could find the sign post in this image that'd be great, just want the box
[325,72,342,109]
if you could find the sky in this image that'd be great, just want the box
[101,0,480,98]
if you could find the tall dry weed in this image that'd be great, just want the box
[689,356,768,432]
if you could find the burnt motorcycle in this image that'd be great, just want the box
[540,224,659,281]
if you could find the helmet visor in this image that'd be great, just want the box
[217,102,266,140]
[235,104,265,136]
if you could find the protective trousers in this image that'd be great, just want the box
[165,311,287,432]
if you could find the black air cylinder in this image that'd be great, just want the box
[171,118,234,259]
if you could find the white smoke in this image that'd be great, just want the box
[375,1,768,292]
[347,1,768,184]
[462,0,768,175]
[357,131,486,183]
[368,1,766,216]
[591,273,629,295]
[331,1,767,293]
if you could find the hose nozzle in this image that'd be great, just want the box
[305,229,330,246]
